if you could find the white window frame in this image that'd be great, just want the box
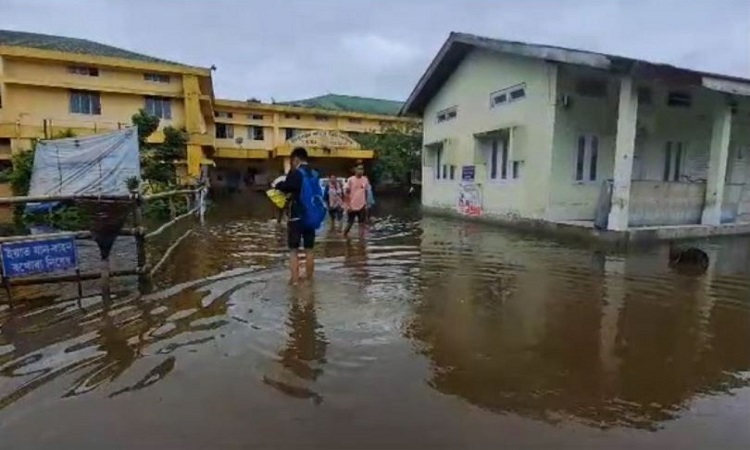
[68,66,99,77]
[144,73,170,83]
[490,83,527,109]
[663,141,685,182]
[574,134,599,183]
[144,96,172,119]
[215,123,234,139]
[486,137,515,183]
[69,90,101,115]
[436,106,457,124]
[249,126,265,141]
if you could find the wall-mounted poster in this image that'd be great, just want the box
[457,179,483,217]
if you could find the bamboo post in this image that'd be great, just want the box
[75,269,83,299]
[100,257,111,302]
[134,196,147,270]
[133,196,150,293]
[2,277,12,309]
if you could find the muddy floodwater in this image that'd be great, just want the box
[1,195,749,449]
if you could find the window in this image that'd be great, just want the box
[667,91,691,108]
[284,113,301,120]
[216,123,234,139]
[435,145,444,180]
[144,73,170,83]
[349,118,362,124]
[575,135,599,182]
[512,161,521,179]
[488,138,510,181]
[215,111,233,118]
[249,114,264,120]
[663,141,684,181]
[285,128,295,140]
[69,90,101,115]
[490,83,527,108]
[68,66,99,76]
[449,165,456,180]
[436,106,457,123]
[144,96,172,119]
[575,78,607,98]
[249,126,265,141]
[315,115,329,122]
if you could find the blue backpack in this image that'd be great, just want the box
[298,167,327,230]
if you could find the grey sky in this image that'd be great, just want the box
[1,0,748,102]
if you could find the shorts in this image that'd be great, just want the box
[288,220,316,250]
[347,209,367,226]
[329,207,343,220]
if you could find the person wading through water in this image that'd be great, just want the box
[276,147,326,284]
[324,174,345,226]
[344,164,370,237]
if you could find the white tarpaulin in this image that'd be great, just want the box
[26,127,140,212]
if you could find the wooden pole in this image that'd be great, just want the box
[100,257,111,302]
[75,269,83,299]
[2,277,12,309]
[133,196,151,294]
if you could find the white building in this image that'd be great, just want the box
[401,33,750,240]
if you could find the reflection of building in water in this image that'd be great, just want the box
[408,217,750,429]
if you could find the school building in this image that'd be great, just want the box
[401,32,750,240]
[210,95,414,190]
[0,29,417,188]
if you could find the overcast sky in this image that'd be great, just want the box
[1,0,748,102]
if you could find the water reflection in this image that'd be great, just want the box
[264,285,328,404]
[0,198,749,446]
[408,217,750,429]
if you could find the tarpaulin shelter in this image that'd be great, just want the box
[26,127,140,213]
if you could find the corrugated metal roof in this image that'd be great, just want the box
[0,29,194,68]
[401,32,750,115]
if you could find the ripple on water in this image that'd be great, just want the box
[1,202,750,446]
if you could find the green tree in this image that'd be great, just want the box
[131,109,187,188]
[355,126,422,186]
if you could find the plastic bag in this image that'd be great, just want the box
[266,189,287,209]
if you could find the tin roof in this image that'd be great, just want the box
[401,32,750,115]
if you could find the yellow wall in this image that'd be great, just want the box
[212,100,415,153]
[2,84,185,137]
[0,42,419,184]
[3,57,184,96]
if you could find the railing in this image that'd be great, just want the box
[0,185,207,305]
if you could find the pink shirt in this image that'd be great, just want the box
[346,175,370,212]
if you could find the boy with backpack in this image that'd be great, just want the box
[275,147,327,284]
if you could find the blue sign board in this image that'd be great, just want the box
[1,237,78,278]
[462,165,476,181]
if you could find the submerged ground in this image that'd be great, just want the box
[1,194,749,449]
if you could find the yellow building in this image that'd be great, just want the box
[0,29,215,180]
[0,29,419,188]
[210,95,417,189]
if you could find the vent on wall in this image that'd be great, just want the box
[667,91,692,108]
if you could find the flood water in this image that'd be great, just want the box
[1,195,750,449]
